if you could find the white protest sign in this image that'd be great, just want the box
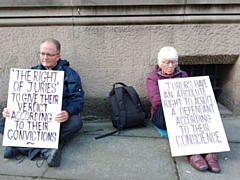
[2,68,64,149]
[158,76,230,157]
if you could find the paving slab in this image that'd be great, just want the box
[81,120,161,138]
[0,177,49,180]
[0,177,58,180]
[0,135,48,178]
[176,142,240,180]
[0,116,239,180]
[44,134,177,180]
[222,117,240,143]
[218,103,233,118]
[175,117,240,180]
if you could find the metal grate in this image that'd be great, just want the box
[181,65,221,99]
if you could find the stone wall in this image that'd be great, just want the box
[0,0,240,117]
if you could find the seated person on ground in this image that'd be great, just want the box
[0,38,84,167]
[146,46,221,173]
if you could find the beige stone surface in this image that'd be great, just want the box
[0,24,239,116]
[0,1,240,116]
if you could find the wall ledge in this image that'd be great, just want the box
[0,1,240,26]
[1,0,240,7]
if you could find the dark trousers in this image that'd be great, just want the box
[151,104,167,130]
[0,114,83,159]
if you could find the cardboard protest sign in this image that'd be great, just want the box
[158,76,230,157]
[2,68,64,149]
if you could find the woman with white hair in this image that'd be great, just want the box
[146,46,221,173]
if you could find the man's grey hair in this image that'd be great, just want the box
[41,38,61,53]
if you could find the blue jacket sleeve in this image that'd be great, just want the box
[63,69,84,116]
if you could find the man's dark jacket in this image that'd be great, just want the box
[31,59,84,116]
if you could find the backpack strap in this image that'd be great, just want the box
[113,82,127,88]
[114,87,127,130]
[95,82,146,140]
[124,86,147,125]
[95,83,127,140]
[123,86,145,112]
[95,129,119,140]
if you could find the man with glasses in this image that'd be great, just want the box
[146,46,221,173]
[0,38,84,167]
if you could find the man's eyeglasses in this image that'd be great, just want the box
[162,61,177,65]
[40,53,59,58]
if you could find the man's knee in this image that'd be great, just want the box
[72,115,83,131]
[67,115,83,132]
[59,115,83,141]
[0,117,6,135]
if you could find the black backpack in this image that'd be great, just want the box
[95,82,146,139]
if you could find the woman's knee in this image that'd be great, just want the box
[152,105,166,130]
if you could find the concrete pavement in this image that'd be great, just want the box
[0,105,239,180]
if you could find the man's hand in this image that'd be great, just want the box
[2,108,9,118]
[54,110,69,123]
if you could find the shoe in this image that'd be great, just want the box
[4,147,21,159]
[41,149,61,167]
[187,154,208,171]
[205,153,221,173]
